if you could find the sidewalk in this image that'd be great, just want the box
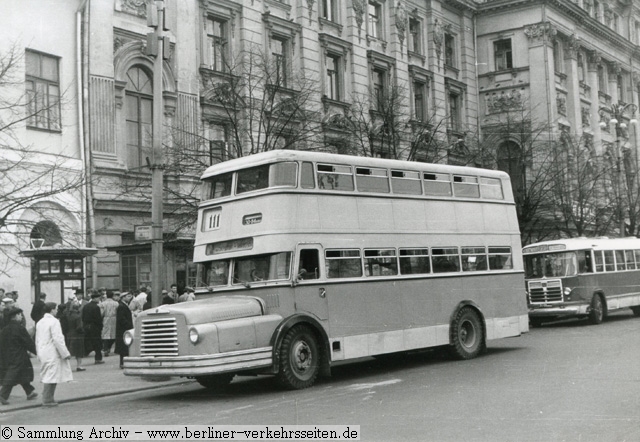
[0,353,191,413]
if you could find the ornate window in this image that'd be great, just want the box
[326,54,342,101]
[494,39,513,71]
[368,1,383,40]
[25,50,61,131]
[412,81,427,122]
[448,91,461,131]
[125,66,153,169]
[444,33,456,67]
[206,17,229,73]
[408,18,422,55]
[321,0,339,22]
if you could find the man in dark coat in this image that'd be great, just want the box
[0,308,38,405]
[30,292,47,324]
[82,292,104,364]
[115,292,134,369]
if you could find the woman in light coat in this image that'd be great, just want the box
[128,292,147,318]
[36,302,73,407]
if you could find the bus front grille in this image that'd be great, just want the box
[140,317,178,356]
[528,279,562,304]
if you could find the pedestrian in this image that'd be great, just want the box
[101,291,119,356]
[115,292,134,369]
[168,284,179,303]
[0,300,6,330]
[36,302,73,407]
[161,289,174,305]
[0,307,38,405]
[128,291,147,318]
[64,297,85,372]
[178,287,195,302]
[31,292,47,324]
[2,297,25,328]
[82,292,104,365]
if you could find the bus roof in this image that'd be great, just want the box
[523,237,640,254]
[200,150,511,181]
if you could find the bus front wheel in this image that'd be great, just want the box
[588,294,606,325]
[450,307,485,360]
[277,325,320,390]
[196,373,235,390]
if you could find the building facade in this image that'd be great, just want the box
[0,0,90,320]
[3,0,640,296]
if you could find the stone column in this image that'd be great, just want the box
[563,34,581,138]
[524,22,556,127]
[587,51,603,154]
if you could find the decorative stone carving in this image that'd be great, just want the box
[581,106,591,127]
[208,82,235,106]
[352,0,366,40]
[433,18,444,63]
[306,0,314,24]
[608,61,621,77]
[587,50,601,71]
[395,1,407,51]
[565,34,579,60]
[523,22,556,45]
[323,113,353,131]
[486,89,523,113]
[556,94,567,116]
[120,0,147,18]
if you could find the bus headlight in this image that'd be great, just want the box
[189,327,200,344]
[123,330,134,346]
[563,287,572,300]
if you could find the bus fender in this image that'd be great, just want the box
[269,314,331,377]
[449,301,487,349]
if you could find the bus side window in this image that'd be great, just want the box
[581,251,593,273]
[298,249,320,280]
[301,162,315,189]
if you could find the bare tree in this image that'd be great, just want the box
[0,45,85,275]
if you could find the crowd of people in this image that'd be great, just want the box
[0,283,196,407]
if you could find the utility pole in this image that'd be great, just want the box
[147,0,169,307]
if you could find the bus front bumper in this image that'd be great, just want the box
[123,346,273,377]
[528,304,590,318]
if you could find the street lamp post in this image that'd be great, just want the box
[600,103,638,238]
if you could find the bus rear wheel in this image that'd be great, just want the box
[277,325,320,390]
[450,307,485,360]
[196,373,234,390]
[588,294,606,325]
[631,306,640,317]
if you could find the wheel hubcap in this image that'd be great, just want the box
[292,341,312,373]
[460,320,477,348]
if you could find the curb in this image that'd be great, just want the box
[0,380,194,414]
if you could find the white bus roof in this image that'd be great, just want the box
[200,150,510,181]
[523,237,640,254]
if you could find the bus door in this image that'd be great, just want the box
[293,244,328,320]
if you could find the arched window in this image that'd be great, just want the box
[125,66,153,169]
[497,141,525,197]
[30,221,62,247]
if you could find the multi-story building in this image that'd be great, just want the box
[475,0,640,240]
[81,0,479,291]
[0,0,92,317]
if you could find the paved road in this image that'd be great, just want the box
[4,311,640,442]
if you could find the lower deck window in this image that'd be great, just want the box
[234,252,291,283]
[364,249,398,276]
[461,247,487,271]
[326,249,362,278]
[488,247,513,270]
[399,248,430,274]
[432,247,460,272]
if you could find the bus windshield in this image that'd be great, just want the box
[524,252,578,278]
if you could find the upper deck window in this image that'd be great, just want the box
[453,175,480,198]
[480,177,504,200]
[236,162,297,194]
[317,164,355,191]
[423,173,452,196]
[205,172,233,200]
[356,167,390,193]
[391,170,422,195]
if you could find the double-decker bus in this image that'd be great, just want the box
[123,150,528,390]
[524,237,640,326]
